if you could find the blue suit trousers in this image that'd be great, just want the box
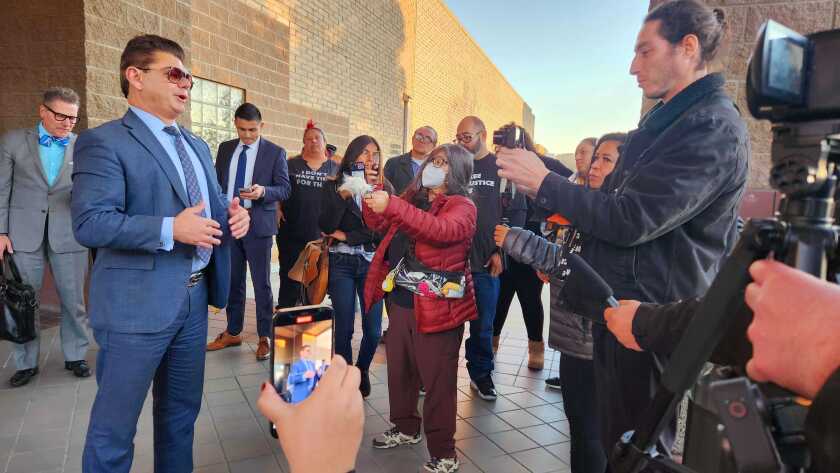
[82,280,208,473]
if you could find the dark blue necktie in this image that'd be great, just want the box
[162,126,211,265]
[233,145,249,198]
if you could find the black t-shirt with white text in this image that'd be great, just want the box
[469,153,526,273]
[277,157,339,245]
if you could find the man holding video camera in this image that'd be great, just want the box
[497,0,749,459]
[604,260,840,472]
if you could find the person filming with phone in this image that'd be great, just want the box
[319,135,388,399]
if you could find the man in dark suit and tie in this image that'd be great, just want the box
[206,102,290,360]
[383,125,437,194]
[71,35,249,473]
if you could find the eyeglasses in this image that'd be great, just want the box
[413,133,435,144]
[455,131,481,144]
[430,156,448,168]
[137,66,194,89]
[42,103,79,124]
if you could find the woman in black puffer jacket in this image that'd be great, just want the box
[494,132,625,473]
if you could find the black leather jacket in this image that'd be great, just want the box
[501,227,593,359]
[535,73,750,317]
[532,73,750,453]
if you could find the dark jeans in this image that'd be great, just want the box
[386,302,463,459]
[327,252,383,371]
[465,272,499,380]
[494,259,545,342]
[560,353,607,473]
[276,238,305,308]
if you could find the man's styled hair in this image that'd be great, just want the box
[645,0,726,68]
[234,103,262,122]
[120,34,186,98]
[43,87,80,106]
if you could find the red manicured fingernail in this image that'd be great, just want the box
[261,382,268,392]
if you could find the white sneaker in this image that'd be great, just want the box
[423,456,460,472]
[372,427,422,449]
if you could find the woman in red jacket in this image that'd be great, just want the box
[362,143,477,473]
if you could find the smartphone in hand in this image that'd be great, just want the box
[268,304,335,438]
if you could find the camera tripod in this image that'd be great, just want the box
[610,123,840,473]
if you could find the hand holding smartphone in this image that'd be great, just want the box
[269,304,335,437]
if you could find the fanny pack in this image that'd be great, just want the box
[382,254,466,299]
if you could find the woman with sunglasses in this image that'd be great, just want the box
[363,144,476,473]
[319,135,387,397]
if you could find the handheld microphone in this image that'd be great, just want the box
[566,253,620,313]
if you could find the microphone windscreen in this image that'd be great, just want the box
[566,253,614,302]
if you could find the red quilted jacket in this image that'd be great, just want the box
[362,193,478,333]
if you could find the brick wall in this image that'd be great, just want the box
[0,0,87,134]
[285,0,409,157]
[649,0,840,189]
[189,0,350,155]
[83,0,193,128]
[2,0,532,161]
[411,0,535,147]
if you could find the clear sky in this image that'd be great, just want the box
[444,0,651,154]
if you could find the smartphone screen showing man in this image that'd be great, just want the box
[271,305,334,405]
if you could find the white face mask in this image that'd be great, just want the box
[421,165,446,189]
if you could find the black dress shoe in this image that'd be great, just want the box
[65,360,91,378]
[359,370,371,398]
[9,367,38,387]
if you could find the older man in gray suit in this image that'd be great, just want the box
[0,87,91,387]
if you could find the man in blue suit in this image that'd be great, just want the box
[288,345,320,403]
[207,102,290,360]
[71,35,250,473]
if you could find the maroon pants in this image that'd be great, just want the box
[386,302,464,459]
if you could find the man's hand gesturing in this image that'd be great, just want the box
[228,197,250,239]
[173,202,222,248]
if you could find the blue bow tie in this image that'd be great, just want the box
[39,134,70,148]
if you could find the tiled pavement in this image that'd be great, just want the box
[0,288,575,473]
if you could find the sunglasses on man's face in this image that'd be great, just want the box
[137,66,194,89]
[455,132,480,144]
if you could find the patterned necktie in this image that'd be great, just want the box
[162,126,211,265]
[38,135,70,147]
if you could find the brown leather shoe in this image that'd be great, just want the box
[206,331,242,351]
[256,337,270,361]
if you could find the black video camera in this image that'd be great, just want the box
[747,20,840,123]
[492,124,527,149]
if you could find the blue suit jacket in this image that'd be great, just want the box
[287,359,319,403]
[71,109,232,333]
[214,138,290,238]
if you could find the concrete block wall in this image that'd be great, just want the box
[411,0,535,146]
[649,0,840,189]
[0,0,87,133]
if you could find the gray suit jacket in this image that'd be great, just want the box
[0,127,86,253]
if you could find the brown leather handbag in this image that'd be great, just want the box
[288,237,331,305]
